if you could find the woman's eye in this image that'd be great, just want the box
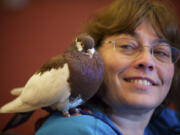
[119,44,135,50]
[154,50,170,57]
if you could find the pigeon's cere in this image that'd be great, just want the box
[0,34,104,117]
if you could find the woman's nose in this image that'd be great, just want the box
[134,48,155,72]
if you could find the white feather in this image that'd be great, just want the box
[75,38,83,52]
[54,95,84,113]
[0,97,37,113]
[68,95,84,109]
[0,63,71,113]
[11,88,23,96]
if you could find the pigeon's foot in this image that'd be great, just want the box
[62,111,70,117]
[61,108,81,117]
[69,108,80,116]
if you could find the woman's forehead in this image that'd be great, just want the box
[102,20,166,42]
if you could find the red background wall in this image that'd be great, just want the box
[0,0,179,135]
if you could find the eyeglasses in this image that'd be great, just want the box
[104,38,180,63]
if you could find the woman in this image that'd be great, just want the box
[35,0,180,134]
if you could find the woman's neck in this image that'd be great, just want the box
[109,107,154,135]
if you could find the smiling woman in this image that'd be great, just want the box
[35,0,180,135]
[98,19,175,114]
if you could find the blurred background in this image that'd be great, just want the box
[0,0,179,134]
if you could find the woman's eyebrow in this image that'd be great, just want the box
[117,32,138,39]
[125,32,141,40]
[124,31,138,38]
[152,39,170,45]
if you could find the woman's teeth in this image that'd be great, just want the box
[127,79,152,86]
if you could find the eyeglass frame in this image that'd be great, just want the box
[103,38,180,64]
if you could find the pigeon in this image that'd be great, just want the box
[0,34,104,116]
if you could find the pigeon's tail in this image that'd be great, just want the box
[0,97,35,113]
[1,111,34,133]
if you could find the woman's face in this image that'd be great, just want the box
[98,20,174,112]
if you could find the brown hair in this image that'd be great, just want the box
[84,0,180,112]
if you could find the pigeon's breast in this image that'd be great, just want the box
[65,51,104,101]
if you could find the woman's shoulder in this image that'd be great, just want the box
[35,111,117,135]
[148,106,180,134]
[160,107,180,124]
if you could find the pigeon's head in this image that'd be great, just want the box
[75,34,95,58]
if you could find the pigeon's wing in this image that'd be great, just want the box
[19,54,70,106]
[20,63,71,107]
[0,57,72,114]
[0,63,71,113]
[38,54,66,74]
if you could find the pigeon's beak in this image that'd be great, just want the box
[87,48,95,58]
